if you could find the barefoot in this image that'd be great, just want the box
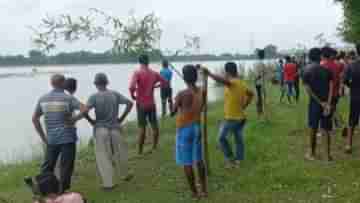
[200,191,208,198]
[192,192,201,200]
[345,146,352,154]
[122,174,134,182]
[305,153,316,161]
[327,156,333,162]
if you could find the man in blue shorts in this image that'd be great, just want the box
[172,65,207,199]
[303,48,334,161]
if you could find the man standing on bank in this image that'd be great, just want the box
[160,60,174,117]
[129,55,169,155]
[32,74,82,193]
[82,73,133,190]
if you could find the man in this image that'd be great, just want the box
[160,60,174,117]
[254,49,266,119]
[277,59,286,103]
[321,47,344,128]
[129,55,168,155]
[303,48,334,161]
[172,65,207,199]
[32,74,82,193]
[204,62,254,168]
[344,44,360,153]
[283,56,298,104]
[80,73,133,190]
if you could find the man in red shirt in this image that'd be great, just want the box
[283,56,298,104]
[321,47,344,128]
[129,54,168,155]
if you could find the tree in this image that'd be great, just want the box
[264,44,278,58]
[335,0,360,43]
[30,9,162,55]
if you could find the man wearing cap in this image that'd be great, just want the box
[82,73,133,190]
[129,54,168,155]
[32,74,82,193]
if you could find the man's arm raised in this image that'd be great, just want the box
[202,67,232,87]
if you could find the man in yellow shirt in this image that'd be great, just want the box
[203,62,254,167]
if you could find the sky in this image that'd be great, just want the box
[0,0,344,56]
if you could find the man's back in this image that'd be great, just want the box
[36,89,80,145]
[224,79,249,120]
[303,63,333,102]
[322,60,343,97]
[254,62,266,86]
[87,90,130,129]
[345,59,360,101]
[284,63,297,82]
[160,68,173,83]
[130,67,166,109]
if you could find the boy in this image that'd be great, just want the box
[160,60,173,117]
[129,54,168,155]
[303,48,334,161]
[344,44,360,153]
[172,65,207,199]
[283,56,298,104]
[204,62,254,167]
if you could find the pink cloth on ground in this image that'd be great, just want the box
[129,67,168,110]
[34,193,85,203]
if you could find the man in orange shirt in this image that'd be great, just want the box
[283,56,298,104]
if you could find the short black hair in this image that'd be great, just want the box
[321,46,333,59]
[285,55,292,62]
[279,59,284,64]
[356,44,360,56]
[162,60,169,68]
[337,51,346,60]
[139,54,149,65]
[349,50,357,59]
[257,49,265,60]
[308,48,322,62]
[224,62,238,77]
[183,65,198,85]
[65,78,77,93]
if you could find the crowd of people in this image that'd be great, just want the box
[24,44,360,201]
[274,45,360,161]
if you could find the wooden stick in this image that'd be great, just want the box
[202,73,210,175]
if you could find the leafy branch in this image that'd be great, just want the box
[30,9,162,54]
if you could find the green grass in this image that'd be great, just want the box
[1,84,360,203]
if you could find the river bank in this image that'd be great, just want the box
[1,84,360,203]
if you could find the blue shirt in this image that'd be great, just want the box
[35,89,81,145]
[160,68,173,84]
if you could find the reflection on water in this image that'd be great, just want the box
[0,61,257,162]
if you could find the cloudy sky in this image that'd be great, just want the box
[0,0,343,55]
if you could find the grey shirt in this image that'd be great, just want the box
[87,89,132,129]
[35,89,81,145]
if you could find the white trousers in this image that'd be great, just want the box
[94,127,128,188]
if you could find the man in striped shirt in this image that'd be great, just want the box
[32,74,82,193]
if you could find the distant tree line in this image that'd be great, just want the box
[0,46,280,67]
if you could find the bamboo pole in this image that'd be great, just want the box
[202,72,210,175]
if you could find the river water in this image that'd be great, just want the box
[0,60,258,162]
